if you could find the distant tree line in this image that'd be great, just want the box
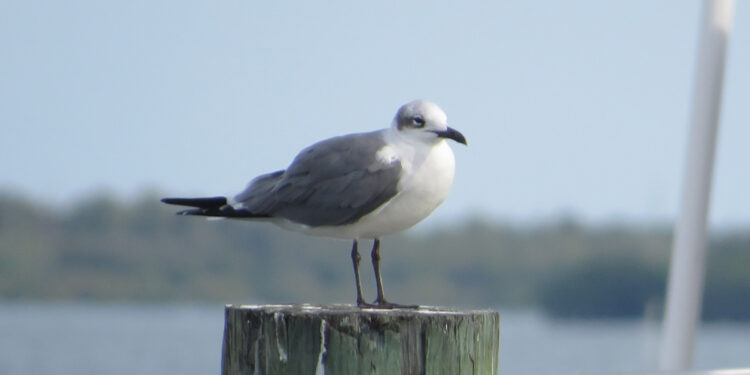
[0,191,747,320]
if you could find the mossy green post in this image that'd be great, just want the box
[222,304,500,375]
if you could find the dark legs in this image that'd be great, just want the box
[349,238,418,309]
[371,239,388,305]
[350,240,366,307]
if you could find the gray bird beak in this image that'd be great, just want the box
[433,127,467,145]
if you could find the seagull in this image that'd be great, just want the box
[162,100,467,308]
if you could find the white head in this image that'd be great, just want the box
[391,100,467,145]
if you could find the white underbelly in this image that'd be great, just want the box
[278,141,456,239]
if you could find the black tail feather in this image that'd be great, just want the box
[161,196,227,210]
[161,196,269,219]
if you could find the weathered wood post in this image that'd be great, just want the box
[222,304,500,375]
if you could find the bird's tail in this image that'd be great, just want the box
[161,196,268,218]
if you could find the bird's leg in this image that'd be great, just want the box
[371,238,387,304]
[371,238,418,309]
[350,240,370,307]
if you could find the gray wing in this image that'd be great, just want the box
[233,131,402,226]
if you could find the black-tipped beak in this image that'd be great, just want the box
[433,126,467,145]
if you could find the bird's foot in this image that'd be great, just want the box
[356,298,374,308]
[357,298,418,309]
[376,301,420,309]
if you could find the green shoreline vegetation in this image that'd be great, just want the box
[0,191,747,320]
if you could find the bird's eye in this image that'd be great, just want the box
[412,116,425,128]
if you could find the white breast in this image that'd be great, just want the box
[289,137,456,239]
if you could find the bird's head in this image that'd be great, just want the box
[392,100,467,146]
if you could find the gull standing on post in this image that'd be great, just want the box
[162,100,467,308]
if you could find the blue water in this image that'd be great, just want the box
[0,303,747,375]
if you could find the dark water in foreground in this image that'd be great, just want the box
[0,303,748,375]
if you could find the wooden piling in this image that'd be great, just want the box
[222,304,500,375]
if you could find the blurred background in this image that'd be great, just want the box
[1,1,749,374]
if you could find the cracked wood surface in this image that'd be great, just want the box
[222,304,500,375]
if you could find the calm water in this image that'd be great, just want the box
[0,303,748,375]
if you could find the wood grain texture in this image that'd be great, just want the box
[222,304,500,375]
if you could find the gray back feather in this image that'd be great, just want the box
[233,131,402,226]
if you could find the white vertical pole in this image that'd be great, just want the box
[659,0,734,371]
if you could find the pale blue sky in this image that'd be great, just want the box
[1,1,748,227]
